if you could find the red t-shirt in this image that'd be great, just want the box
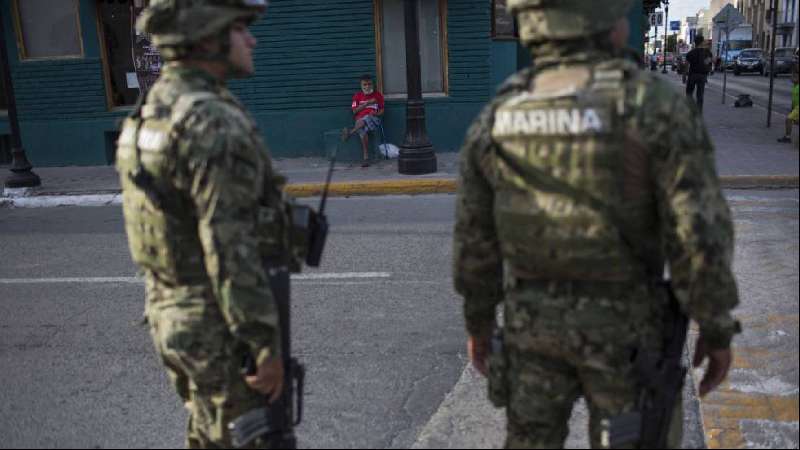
[351,91,385,120]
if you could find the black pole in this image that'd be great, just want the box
[662,1,669,74]
[722,10,730,105]
[398,0,437,175]
[767,0,778,128]
[0,9,40,189]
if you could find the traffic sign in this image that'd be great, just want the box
[670,21,681,32]
[650,12,664,27]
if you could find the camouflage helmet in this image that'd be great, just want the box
[507,0,632,44]
[137,0,267,49]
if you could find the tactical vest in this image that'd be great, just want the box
[491,63,661,281]
[116,90,289,285]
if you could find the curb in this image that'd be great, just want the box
[285,179,458,198]
[2,176,798,208]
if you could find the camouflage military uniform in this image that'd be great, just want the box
[453,1,740,448]
[116,1,285,448]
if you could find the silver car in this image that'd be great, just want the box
[764,47,798,77]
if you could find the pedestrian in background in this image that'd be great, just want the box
[777,67,799,144]
[685,35,714,111]
[453,0,740,447]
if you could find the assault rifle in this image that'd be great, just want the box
[601,282,689,449]
[228,150,336,448]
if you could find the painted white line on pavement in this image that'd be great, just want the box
[0,277,141,284]
[5,194,122,208]
[294,272,391,280]
[0,272,393,285]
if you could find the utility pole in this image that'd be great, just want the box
[767,0,779,128]
[722,8,731,105]
[662,0,670,74]
[398,0,437,175]
[0,9,40,190]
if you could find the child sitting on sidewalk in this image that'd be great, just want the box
[777,68,799,144]
[342,74,385,167]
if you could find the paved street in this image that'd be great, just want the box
[704,71,796,115]
[1,190,798,448]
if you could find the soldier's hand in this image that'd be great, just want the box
[245,357,285,403]
[692,334,733,397]
[468,333,491,377]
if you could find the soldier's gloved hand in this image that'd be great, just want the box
[468,333,491,377]
[245,357,285,403]
[692,334,733,397]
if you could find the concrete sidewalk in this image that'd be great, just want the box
[657,71,799,179]
[2,72,798,208]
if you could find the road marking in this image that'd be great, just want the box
[0,272,393,285]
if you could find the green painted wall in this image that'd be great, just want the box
[1,0,492,166]
[0,0,648,167]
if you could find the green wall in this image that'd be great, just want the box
[2,0,492,166]
[0,0,647,167]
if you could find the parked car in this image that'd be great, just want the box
[734,48,764,76]
[764,47,797,77]
[657,53,674,67]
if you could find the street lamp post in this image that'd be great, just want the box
[398,0,437,175]
[0,9,40,190]
[662,0,670,74]
[766,0,779,128]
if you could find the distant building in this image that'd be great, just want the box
[737,0,798,50]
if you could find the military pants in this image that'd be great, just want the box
[501,280,682,449]
[148,302,270,449]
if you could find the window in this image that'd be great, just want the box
[97,0,163,108]
[376,0,448,97]
[492,0,517,40]
[13,0,83,59]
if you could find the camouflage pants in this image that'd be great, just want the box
[148,306,271,449]
[501,280,682,449]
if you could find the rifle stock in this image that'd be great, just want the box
[602,282,689,449]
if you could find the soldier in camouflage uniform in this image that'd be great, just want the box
[453,0,741,448]
[116,1,288,447]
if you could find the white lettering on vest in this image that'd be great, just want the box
[138,128,168,151]
[493,108,606,137]
[582,109,603,132]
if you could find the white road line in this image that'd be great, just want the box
[0,272,393,285]
[294,272,391,280]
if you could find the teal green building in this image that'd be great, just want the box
[1,0,648,167]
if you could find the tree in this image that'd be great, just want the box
[666,34,679,52]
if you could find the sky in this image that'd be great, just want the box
[659,0,718,24]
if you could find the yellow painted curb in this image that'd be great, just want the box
[283,175,798,198]
[285,179,458,198]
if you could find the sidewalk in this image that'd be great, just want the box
[0,153,461,207]
[2,73,798,208]
[657,71,799,179]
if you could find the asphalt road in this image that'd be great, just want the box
[1,191,798,449]
[0,195,465,449]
